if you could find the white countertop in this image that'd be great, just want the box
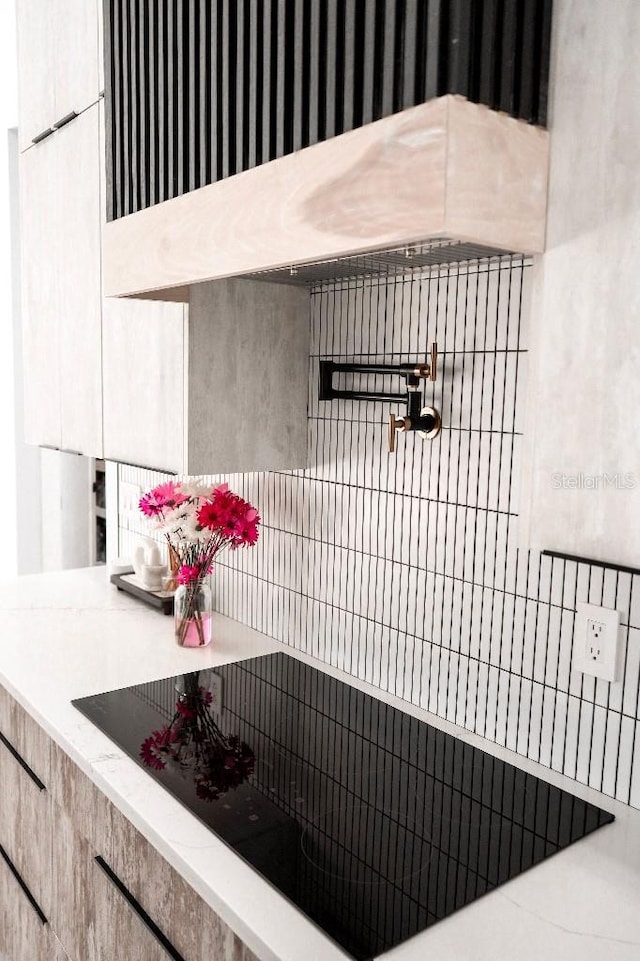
[0,566,639,961]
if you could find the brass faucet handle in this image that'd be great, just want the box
[411,343,438,381]
[430,342,437,382]
[388,414,411,453]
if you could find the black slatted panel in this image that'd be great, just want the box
[105,0,553,220]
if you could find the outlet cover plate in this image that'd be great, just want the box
[573,602,621,682]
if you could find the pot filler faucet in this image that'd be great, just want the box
[318,343,442,452]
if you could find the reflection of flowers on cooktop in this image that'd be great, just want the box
[140,672,255,801]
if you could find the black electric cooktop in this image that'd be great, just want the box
[73,653,614,960]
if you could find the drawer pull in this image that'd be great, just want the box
[0,730,46,791]
[0,843,47,924]
[31,127,54,144]
[53,110,78,129]
[94,856,187,961]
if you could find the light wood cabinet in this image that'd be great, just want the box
[19,105,104,457]
[0,687,52,920]
[102,277,309,474]
[101,298,186,472]
[0,849,69,961]
[53,0,101,128]
[56,107,103,456]
[15,0,56,151]
[20,129,61,448]
[16,0,100,151]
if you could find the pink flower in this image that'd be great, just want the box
[177,562,213,585]
[197,488,261,549]
[139,482,188,518]
[177,564,200,585]
[238,520,259,547]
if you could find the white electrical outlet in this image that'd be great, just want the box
[120,481,142,516]
[573,602,621,682]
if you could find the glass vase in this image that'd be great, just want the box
[174,579,212,648]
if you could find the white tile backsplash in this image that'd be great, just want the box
[114,257,640,810]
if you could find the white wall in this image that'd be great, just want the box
[521,0,640,567]
[0,5,19,577]
[9,127,42,574]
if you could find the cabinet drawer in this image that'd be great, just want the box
[0,841,65,961]
[49,737,111,852]
[0,686,53,916]
[103,800,259,961]
[49,741,258,960]
[51,800,179,961]
[0,684,50,784]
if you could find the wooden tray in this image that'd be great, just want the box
[110,569,174,615]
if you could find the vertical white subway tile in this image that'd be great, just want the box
[505,674,522,751]
[588,565,605,605]
[474,662,490,737]
[601,710,622,799]
[538,685,556,768]
[527,682,544,763]
[628,723,640,810]
[508,594,527,676]
[629,575,640,629]
[562,696,581,781]
[556,608,575,693]
[587,705,607,791]
[575,701,595,786]
[615,715,636,803]
[622,627,640,718]
[550,690,569,773]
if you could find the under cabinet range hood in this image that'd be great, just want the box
[103,96,549,303]
[102,0,552,303]
[73,652,613,961]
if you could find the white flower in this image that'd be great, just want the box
[157,505,191,536]
[179,477,214,499]
[180,512,211,545]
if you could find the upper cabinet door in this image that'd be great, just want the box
[16,0,101,151]
[56,106,104,457]
[101,298,186,472]
[20,133,62,448]
[15,0,56,150]
[53,0,101,125]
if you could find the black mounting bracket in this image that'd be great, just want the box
[318,343,437,420]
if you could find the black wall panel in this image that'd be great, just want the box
[105,0,553,221]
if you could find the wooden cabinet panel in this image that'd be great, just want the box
[103,801,261,961]
[20,103,104,456]
[0,735,52,919]
[0,688,52,918]
[50,744,259,961]
[56,107,104,456]
[101,298,186,472]
[0,847,56,961]
[16,0,100,151]
[187,278,309,473]
[49,801,101,961]
[15,0,56,150]
[0,685,51,782]
[49,738,112,853]
[102,276,309,475]
[20,134,62,448]
[53,0,101,125]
